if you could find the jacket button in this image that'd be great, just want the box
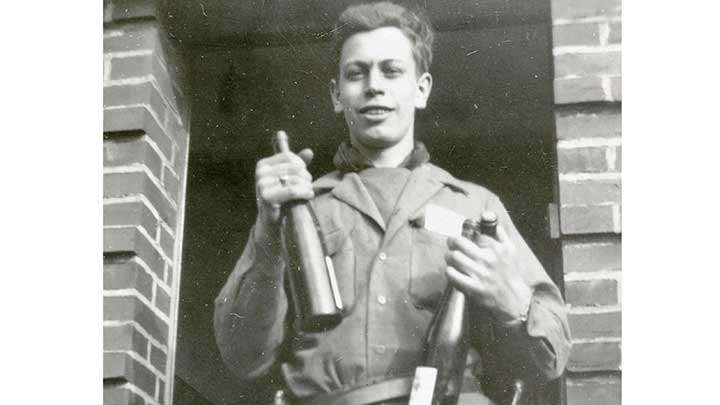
[377,295,387,305]
[375,345,386,354]
[378,252,387,261]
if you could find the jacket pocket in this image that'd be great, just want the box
[408,227,448,311]
[323,225,356,316]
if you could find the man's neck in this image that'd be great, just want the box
[350,134,415,168]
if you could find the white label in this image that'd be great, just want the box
[408,366,437,405]
[325,256,343,311]
[423,204,466,238]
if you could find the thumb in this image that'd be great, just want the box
[297,148,314,166]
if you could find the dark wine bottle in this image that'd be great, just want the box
[409,219,477,405]
[273,131,343,333]
[476,211,528,405]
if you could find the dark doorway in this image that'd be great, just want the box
[171,1,562,404]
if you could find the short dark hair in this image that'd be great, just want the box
[331,2,434,76]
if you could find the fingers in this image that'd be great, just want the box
[473,224,515,259]
[257,150,310,171]
[444,249,490,280]
[257,175,314,204]
[447,233,513,272]
[446,266,483,295]
[256,162,313,182]
[255,149,315,207]
[446,236,484,262]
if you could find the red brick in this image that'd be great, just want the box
[164,101,189,144]
[157,379,166,403]
[104,324,149,358]
[147,55,186,122]
[615,145,622,171]
[608,21,622,44]
[563,237,621,273]
[104,23,158,54]
[149,344,167,372]
[560,179,621,205]
[104,171,176,227]
[104,295,169,343]
[553,23,601,47]
[104,106,173,160]
[554,76,606,104]
[104,137,163,181]
[165,263,174,286]
[104,352,157,397]
[554,51,621,78]
[173,132,189,173]
[555,107,621,140]
[566,374,621,405]
[104,200,158,240]
[155,285,171,316]
[104,260,154,300]
[159,225,174,258]
[565,279,618,306]
[568,311,621,339]
[109,54,152,81]
[609,76,621,101]
[104,227,165,278]
[568,341,621,372]
[558,147,609,173]
[103,386,145,405]
[162,165,180,204]
[551,0,621,20]
[560,205,617,234]
[104,82,169,131]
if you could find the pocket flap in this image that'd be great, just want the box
[322,225,349,256]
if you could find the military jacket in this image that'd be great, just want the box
[214,163,571,403]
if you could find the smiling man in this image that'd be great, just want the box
[214,2,571,404]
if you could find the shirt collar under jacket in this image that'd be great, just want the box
[332,140,431,173]
[314,151,470,197]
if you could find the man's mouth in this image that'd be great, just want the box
[359,106,394,116]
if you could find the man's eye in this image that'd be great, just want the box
[345,70,364,80]
[384,67,404,77]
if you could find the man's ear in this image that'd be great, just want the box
[330,78,344,113]
[414,72,433,110]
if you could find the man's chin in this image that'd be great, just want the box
[354,134,402,150]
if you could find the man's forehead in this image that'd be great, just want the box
[340,26,415,65]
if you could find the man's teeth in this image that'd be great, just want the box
[364,108,390,114]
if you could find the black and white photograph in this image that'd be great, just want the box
[99,0,622,404]
[24,1,720,405]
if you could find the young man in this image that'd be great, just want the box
[215,2,571,404]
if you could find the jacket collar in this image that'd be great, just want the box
[312,163,470,233]
[312,163,469,195]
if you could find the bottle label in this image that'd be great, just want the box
[325,256,343,311]
[408,366,437,405]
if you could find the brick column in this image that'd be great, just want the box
[551,0,621,404]
[102,1,190,404]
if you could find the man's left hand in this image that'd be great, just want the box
[444,224,533,326]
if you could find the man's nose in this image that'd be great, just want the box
[364,69,384,97]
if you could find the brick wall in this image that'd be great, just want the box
[103,1,190,403]
[551,0,621,404]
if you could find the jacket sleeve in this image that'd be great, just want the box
[213,226,289,381]
[469,195,572,382]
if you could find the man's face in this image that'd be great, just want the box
[331,27,432,150]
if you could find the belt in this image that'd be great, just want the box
[298,376,414,405]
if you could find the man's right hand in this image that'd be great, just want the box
[253,147,315,245]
